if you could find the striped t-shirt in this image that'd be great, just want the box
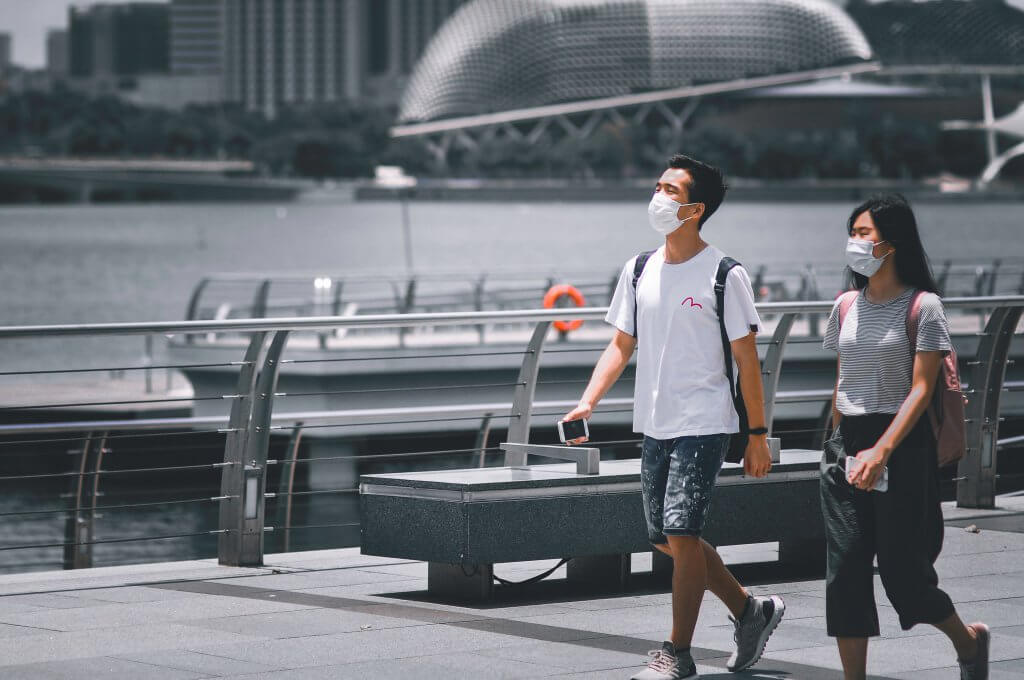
[823,288,952,416]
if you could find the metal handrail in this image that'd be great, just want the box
[2,295,1022,571]
[2,296,1023,338]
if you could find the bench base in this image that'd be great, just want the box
[427,561,493,601]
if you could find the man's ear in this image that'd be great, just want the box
[691,202,705,223]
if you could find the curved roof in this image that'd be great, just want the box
[848,0,1024,67]
[399,0,873,123]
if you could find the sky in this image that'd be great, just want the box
[3,0,1024,69]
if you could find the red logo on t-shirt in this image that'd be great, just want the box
[681,297,703,310]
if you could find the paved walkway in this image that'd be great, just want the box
[1,498,1023,679]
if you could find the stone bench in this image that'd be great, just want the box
[359,445,824,600]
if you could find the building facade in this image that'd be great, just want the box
[46,30,69,78]
[222,0,468,118]
[69,3,170,81]
[171,0,224,76]
[0,33,11,75]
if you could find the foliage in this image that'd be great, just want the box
[0,88,1001,182]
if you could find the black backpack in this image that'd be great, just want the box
[632,252,749,464]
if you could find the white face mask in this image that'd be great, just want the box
[846,237,890,277]
[648,192,698,235]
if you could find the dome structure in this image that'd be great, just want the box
[399,0,873,123]
[848,0,1024,67]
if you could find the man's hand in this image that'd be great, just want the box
[743,435,772,478]
[560,402,593,445]
[849,447,888,491]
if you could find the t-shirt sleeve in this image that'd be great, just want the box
[915,293,952,353]
[723,266,761,342]
[605,258,637,337]
[823,300,841,352]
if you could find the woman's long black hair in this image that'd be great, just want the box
[846,193,941,294]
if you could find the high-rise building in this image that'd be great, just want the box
[171,0,224,75]
[0,33,12,74]
[223,0,467,118]
[69,3,170,81]
[46,30,69,78]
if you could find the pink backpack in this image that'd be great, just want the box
[837,290,966,467]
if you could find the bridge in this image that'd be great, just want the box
[0,158,305,203]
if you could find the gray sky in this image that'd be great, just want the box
[4,0,1024,68]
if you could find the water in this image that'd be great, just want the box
[0,197,1021,573]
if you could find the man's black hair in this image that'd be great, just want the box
[667,154,728,229]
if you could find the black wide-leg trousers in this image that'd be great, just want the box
[820,413,955,637]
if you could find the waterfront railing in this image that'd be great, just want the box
[0,297,1021,571]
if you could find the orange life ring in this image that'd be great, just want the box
[543,284,586,333]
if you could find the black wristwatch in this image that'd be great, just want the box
[747,426,769,435]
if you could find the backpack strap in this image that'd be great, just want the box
[631,250,655,339]
[905,289,943,422]
[836,290,859,329]
[715,256,743,399]
[905,289,927,355]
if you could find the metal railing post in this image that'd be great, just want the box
[958,304,1023,508]
[184,277,211,324]
[505,321,552,462]
[217,332,266,566]
[278,422,304,553]
[475,413,494,467]
[63,432,93,570]
[251,280,271,319]
[761,312,796,436]
[234,330,291,566]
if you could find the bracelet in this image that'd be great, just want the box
[747,426,768,435]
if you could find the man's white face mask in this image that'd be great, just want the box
[648,192,699,235]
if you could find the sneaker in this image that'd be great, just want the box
[726,594,786,672]
[959,622,990,680]
[631,641,698,680]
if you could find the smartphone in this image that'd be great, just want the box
[843,456,888,492]
[557,418,589,443]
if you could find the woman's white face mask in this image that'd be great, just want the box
[648,192,699,235]
[846,237,891,277]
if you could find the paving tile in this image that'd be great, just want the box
[115,649,281,677]
[0,594,316,632]
[475,639,647,673]
[0,623,265,667]
[0,655,207,680]
[935,550,1024,579]
[0,593,109,610]
[769,630,1024,675]
[0,621,62,638]
[189,606,431,638]
[186,623,522,670]
[941,573,1024,604]
[211,652,566,680]
[939,528,1024,557]
[213,568,412,590]
[61,586,209,604]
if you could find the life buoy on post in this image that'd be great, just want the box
[543,284,586,333]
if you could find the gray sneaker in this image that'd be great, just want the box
[726,594,785,672]
[959,622,990,680]
[631,641,697,680]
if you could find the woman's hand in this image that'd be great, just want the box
[560,402,593,445]
[849,447,888,491]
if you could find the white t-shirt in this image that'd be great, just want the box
[605,245,761,439]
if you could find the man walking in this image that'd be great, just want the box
[562,154,784,679]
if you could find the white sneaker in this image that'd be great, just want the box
[631,641,697,680]
[726,594,785,672]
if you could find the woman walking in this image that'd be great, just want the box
[820,194,989,680]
